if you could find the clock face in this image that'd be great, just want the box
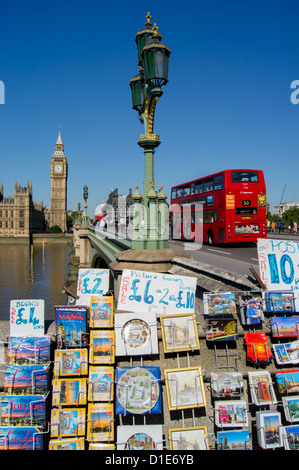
[54,164,63,174]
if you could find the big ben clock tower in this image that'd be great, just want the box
[50,127,68,232]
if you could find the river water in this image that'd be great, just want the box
[0,243,70,322]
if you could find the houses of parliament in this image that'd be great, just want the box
[0,129,68,237]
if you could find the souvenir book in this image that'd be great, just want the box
[89,330,115,364]
[264,291,295,313]
[164,367,206,411]
[115,366,161,415]
[89,443,115,450]
[271,316,299,338]
[217,430,251,450]
[49,437,85,450]
[88,365,114,402]
[90,295,113,328]
[168,426,209,451]
[160,313,200,353]
[4,364,49,396]
[205,318,238,341]
[282,395,299,422]
[256,410,282,449]
[1,395,46,427]
[0,426,44,450]
[54,348,88,377]
[50,408,86,438]
[239,292,264,325]
[55,305,88,348]
[76,268,110,306]
[273,341,299,365]
[210,372,243,398]
[281,424,299,450]
[115,311,159,356]
[275,370,299,395]
[87,403,114,442]
[52,377,87,406]
[117,425,163,450]
[248,371,277,406]
[10,299,45,337]
[214,401,248,428]
[203,292,237,316]
[7,336,50,365]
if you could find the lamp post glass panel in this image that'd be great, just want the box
[83,184,89,225]
[130,13,170,250]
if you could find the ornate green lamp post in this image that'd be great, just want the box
[130,13,170,250]
[82,184,89,225]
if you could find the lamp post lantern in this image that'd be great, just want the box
[130,13,170,250]
[82,184,89,225]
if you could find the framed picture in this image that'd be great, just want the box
[115,366,161,415]
[217,430,251,450]
[271,316,299,338]
[210,372,243,398]
[52,378,87,407]
[87,403,114,442]
[282,395,299,422]
[164,367,206,411]
[215,401,248,428]
[89,330,115,365]
[50,408,86,438]
[89,295,113,328]
[53,349,88,377]
[168,426,209,450]
[239,292,264,325]
[275,370,299,395]
[160,313,199,353]
[88,366,114,402]
[117,425,163,450]
[256,410,282,449]
[203,292,237,316]
[114,312,159,356]
[248,371,277,406]
[205,318,238,341]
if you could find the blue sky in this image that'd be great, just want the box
[1,0,299,215]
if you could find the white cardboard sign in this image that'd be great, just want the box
[76,268,110,305]
[10,299,45,336]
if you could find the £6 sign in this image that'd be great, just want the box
[257,238,299,290]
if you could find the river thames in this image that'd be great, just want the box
[0,243,70,322]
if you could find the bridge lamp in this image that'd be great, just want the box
[83,184,89,225]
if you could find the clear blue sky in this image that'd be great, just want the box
[1,0,299,215]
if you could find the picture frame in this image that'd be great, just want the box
[88,365,114,402]
[53,348,88,377]
[164,366,206,411]
[89,330,115,365]
[215,401,248,428]
[87,403,114,443]
[168,426,209,450]
[114,311,159,356]
[117,425,163,450]
[89,295,114,328]
[248,371,277,406]
[160,313,200,353]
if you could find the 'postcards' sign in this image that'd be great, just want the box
[10,299,45,336]
[117,269,197,315]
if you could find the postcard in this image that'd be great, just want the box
[87,403,114,442]
[164,367,206,411]
[282,395,299,422]
[210,372,243,398]
[168,426,209,451]
[0,426,44,450]
[281,424,299,450]
[90,295,113,328]
[239,292,264,325]
[89,330,115,365]
[203,292,237,316]
[52,378,87,406]
[49,437,85,450]
[256,410,282,449]
[217,430,251,450]
[88,365,114,402]
[205,318,238,341]
[117,425,163,450]
[54,349,88,377]
[89,443,115,450]
[264,291,295,313]
[160,313,199,353]
[4,364,49,396]
[271,316,299,338]
[50,408,86,438]
[7,336,50,365]
[116,366,161,415]
[248,371,277,406]
[273,341,299,365]
[215,401,248,428]
[55,305,88,348]
[115,312,159,356]
[1,395,46,428]
[275,370,299,395]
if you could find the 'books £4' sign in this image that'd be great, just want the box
[10,299,45,336]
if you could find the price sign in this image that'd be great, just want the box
[10,299,45,336]
[117,269,197,315]
[257,238,299,290]
[76,268,110,305]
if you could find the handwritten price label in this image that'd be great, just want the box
[76,268,110,305]
[117,269,197,315]
[10,299,45,336]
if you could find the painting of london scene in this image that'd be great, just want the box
[160,314,200,352]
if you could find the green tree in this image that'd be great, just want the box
[48,225,62,233]
[282,207,299,227]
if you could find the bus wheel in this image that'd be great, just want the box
[207,230,214,246]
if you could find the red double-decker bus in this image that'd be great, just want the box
[170,169,267,244]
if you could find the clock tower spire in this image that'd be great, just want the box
[50,127,68,232]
